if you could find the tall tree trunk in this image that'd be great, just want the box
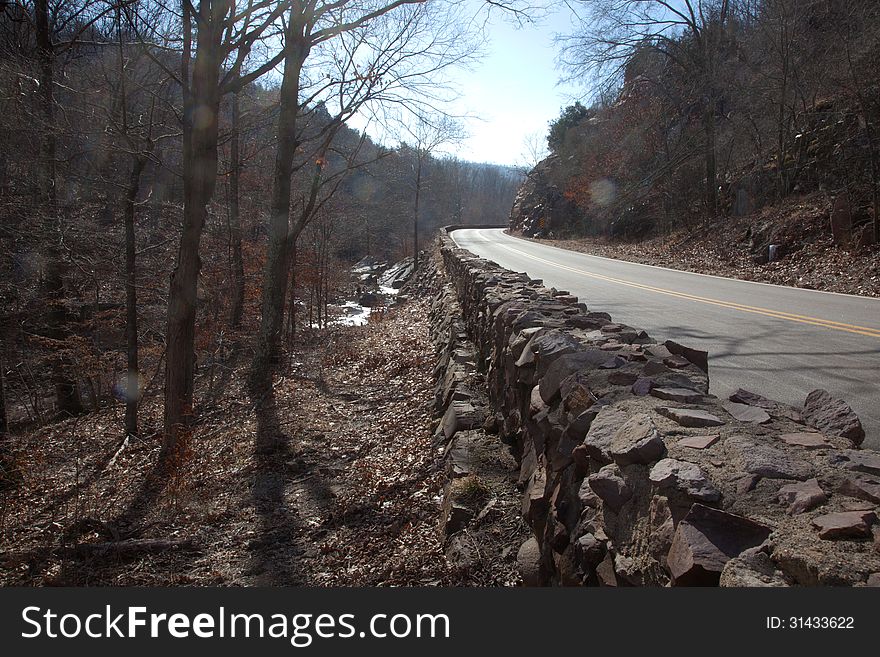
[228,91,245,328]
[36,0,82,418]
[164,2,224,451]
[252,32,310,382]
[124,155,145,438]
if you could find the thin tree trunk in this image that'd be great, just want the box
[124,155,145,438]
[252,31,310,381]
[228,91,245,327]
[36,0,82,418]
[164,2,224,451]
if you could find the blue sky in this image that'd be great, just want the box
[444,2,584,166]
[344,2,586,168]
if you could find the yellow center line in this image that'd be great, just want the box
[492,241,880,340]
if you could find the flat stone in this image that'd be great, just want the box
[723,401,771,424]
[838,475,880,505]
[610,413,666,466]
[588,465,632,511]
[779,432,828,448]
[643,344,672,359]
[676,434,720,450]
[803,389,865,446]
[811,510,876,540]
[668,504,772,586]
[649,458,721,502]
[730,388,803,422]
[657,407,725,428]
[839,450,880,476]
[867,573,880,587]
[842,499,876,512]
[777,478,828,515]
[664,340,709,373]
[651,387,704,403]
[731,438,814,481]
[729,388,778,409]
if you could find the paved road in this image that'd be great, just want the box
[451,228,880,450]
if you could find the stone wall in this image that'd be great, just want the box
[433,228,880,586]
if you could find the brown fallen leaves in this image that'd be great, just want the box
[0,296,512,586]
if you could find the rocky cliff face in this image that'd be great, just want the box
[509,155,582,237]
[431,228,880,586]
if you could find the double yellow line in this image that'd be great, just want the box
[494,241,880,339]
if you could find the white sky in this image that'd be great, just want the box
[347,1,586,168]
[445,3,584,166]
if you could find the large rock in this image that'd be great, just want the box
[516,330,581,373]
[731,438,814,481]
[517,537,543,586]
[581,406,629,463]
[667,504,772,586]
[538,349,616,403]
[609,413,666,466]
[588,465,632,511]
[811,510,876,540]
[777,478,827,515]
[802,389,865,446]
[838,475,880,505]
[649,458,721,503]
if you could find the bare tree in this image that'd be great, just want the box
[559,0,732,215]
[252,0,477,379]
[396,111,465,267]
[159,0,288,454]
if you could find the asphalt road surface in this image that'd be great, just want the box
[451,228,880,450]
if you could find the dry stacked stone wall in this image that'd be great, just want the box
[432,228,880,587]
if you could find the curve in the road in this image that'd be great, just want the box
[451,227,880,450]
